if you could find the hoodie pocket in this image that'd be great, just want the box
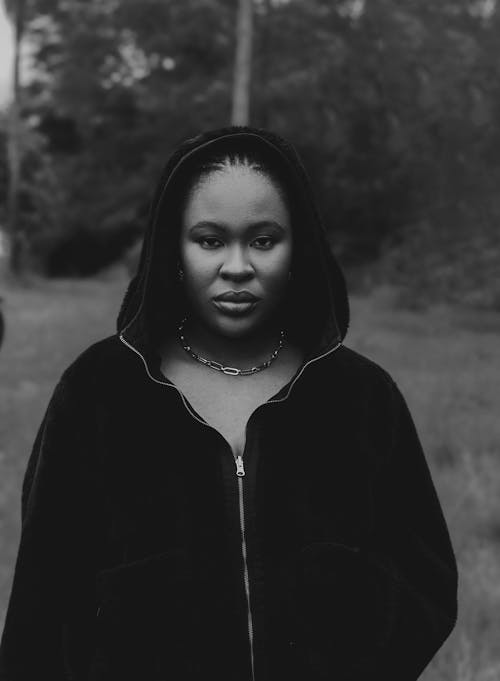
[297,541,400,678]
[89,549,201,681]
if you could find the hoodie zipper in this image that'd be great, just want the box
[237,471,255,681]
[119,333,341,681]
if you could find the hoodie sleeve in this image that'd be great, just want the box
[0,371,101,681]
[366,378,458,680]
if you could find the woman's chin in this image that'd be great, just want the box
[212,316,261,339]
[206,311,273,341]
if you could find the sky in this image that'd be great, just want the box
[0,3,13,109]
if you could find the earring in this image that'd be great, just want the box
[177,263,184,281]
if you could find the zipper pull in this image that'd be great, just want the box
[235,455,245,477]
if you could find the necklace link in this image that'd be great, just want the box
[220,366,241,376]
[177,317,286,376]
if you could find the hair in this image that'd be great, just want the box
[147,138,320,350]
[180,150,293,219]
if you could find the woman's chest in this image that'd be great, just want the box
[172,373,286,457]
[101,374,383,556]
[159,342,304,458]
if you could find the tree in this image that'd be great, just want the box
[3,0,28,276]
[12,0,234,274]
[232,0,253,125]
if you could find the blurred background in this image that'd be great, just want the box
[0,1,499,678]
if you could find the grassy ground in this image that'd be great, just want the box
[1,272,499,679]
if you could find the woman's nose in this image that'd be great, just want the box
[219,245,254,280]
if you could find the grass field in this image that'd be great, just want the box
[1,271,499,680]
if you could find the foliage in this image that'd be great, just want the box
[13,0,235,273]
[253,1,500,259]
[1,0,499,305]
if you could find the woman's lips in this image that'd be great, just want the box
[213,300,259,316]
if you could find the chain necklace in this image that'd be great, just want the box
[177,317,286,376]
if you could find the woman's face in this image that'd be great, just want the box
[179,164,293,339]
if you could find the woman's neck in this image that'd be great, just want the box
[180,318,285,368]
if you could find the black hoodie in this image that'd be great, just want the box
[0,126,457,681]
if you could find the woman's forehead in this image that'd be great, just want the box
[183,166,291,228]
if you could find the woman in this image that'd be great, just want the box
[0,126,458,681]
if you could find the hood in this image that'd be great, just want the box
[117,125,349,367]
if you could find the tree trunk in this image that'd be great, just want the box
[254,0,271,129]
[5,0,26,277]
[231,0,253,126]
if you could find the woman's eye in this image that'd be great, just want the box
[198,237,222,249]
[253,237,275,249]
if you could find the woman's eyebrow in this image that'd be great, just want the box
[189,220,286,234]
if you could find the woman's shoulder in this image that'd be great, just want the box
[58,334,130,389]
[326,344,395,384]
[317,343,400,406]
[309,345,410,431]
